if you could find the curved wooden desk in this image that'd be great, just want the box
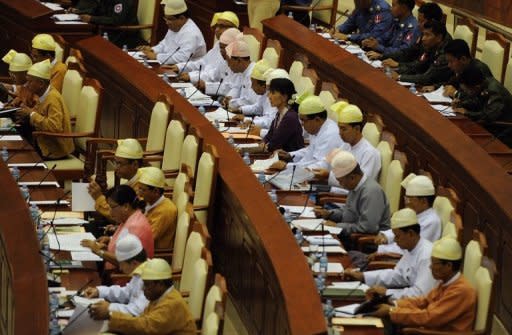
[0,158,49,334]
[262,15,512,332]
[75,36,327,335]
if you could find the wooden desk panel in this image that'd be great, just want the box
[75,36,326,335]
[263,15,512,333]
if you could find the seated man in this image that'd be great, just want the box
[376,174,441,255]
[94,258,197,334]
[80,0,142,48]
[271,95,344,170]
[390,20,453,86]
[170,10,239,77]
[15,60,74,160]
[345,208,437,300]
[1,49,33,107]
[443,39,493,102]
[88,138,144,220]
[372,237,477,332]
[85,234,149,316]
[137,167,177,250]
[453,63,512,147]
[222,39,255,104]
[69,0,99,14]
[143,0,206,65]
[315,151,390,248]
[374,2,443,62]
[30,34,67,92]
[230,58,273,117]
[334,0,393,44]
[362,0,420,56]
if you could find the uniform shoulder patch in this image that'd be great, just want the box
[114,3,123,14]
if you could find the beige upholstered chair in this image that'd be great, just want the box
[176,191,190,217]
[175,223,210,292]
[145,99,170,155]
[362,123,381,148]
[474,266,493,332]
[202,312,220,335]
[377,141,393,190]
[453,17,478,57]
[202,274,227,332]
[481,32,510,83]
[242,27,264,62]
[193,145,218,225]
[170,205,194,273]
[464,230,487,287]
[42,78,103,182]
[296,76,315,96]
[61,66,84,119]
[187,248,212,321]
[433,196,455,230]
[261,39,282,69]
[289,60,305,88]
[162,119,186,179]
[384,159,404,214]
[172,170,191,205]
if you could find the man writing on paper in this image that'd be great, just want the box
[344,208,437,300]
[269,94,344,171]
[141,0,206,65]
[137,167,177,250]
[371,237,477,333]
[30,34,67,93]
[88,138,144,220]
[85,234,149,317]
[15,59,74,160]
[93,258,197,334]
[314,151,390,249]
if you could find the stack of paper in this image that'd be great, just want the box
[301,245,347,254]
[292,219,342,234]
[431,104,456,117]
[222,127,249,134]
[0,135,22,141]
[128,51,146,60]
[280,205,316,218]
[237,143,260,150]
[52,13,81,21]
[304,235,341,246]
[334,303,361,317]
[42,2,64,10]
[423,86,453,103]
[204,108,235,122]
[312,262,344,273]
[71,251,103,261]
[266,166,315,190]
[332,317,384,328]
[48,232,96,251]
[46,217,88,226]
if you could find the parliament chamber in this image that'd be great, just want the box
[1,0,512,334]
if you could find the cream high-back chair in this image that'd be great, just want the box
[145,97,170,155]
[137,0,157,44]
[289,61,305,88]
[362,123,381,148]
[261,39,282,69]
[177,132,201,179]
[474,265,494,332]
[202,311,220,335]
[188,249,212,321]
[161,119,186,183]
[242,27,264,62]
[172,170,191,205]
[61,66,84,119]
[464,230,487,288]
[176,223,210,293]
[202,274,227,332]
[481,32,510,83]
[296,76,315,96]
[176,191,190,217]
[377,141,393,190]
[171,205,194,273]
[384,159,404,214]
[433,196,455,231]
[193,145,218,225]
[453,17,478,56]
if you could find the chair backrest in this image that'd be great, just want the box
[504,58,512,93]
[61,69,83,119]
[178,224,207,292]
[261,39,282,68]
[453,17,478,56]
[474,262,495,331]
[162,119,186,173]
[242,27,264,62]
[188,249,212,320]
[202,312,220,335]
[202,274,227,331]
[172,171,190,205]
[362,123,381,148]
[296,76,315,96]
[193,145,218,225]
[384,159,404,214]
[302,68,320,94]
[146,96,171,152]
[176,191,190,217]
[319,91,337,119]
[180,133,200,177]
[289,60,305,88]
[137,0,157,43]
[442,221,457,239]
[377,141,393,189]
[171,205,193,272]
[75,79,103,151]
[433,196,455,230]
[464,240,483,287]
[481,32,510,83]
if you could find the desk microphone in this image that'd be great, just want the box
[16,157,49,181]
[288,164,297,190]
[159,46,181,65]
[39,190,72,251]
[27,164,57,197]
[176,53,195,77]
[58,278,94,308]
[184,65,203,100]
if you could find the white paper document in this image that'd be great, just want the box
[301,245,347,254]
[71,251,103,261]
[8,162,47,168]
[204,108,235,122]
[170,82,194,89]
[48,232,96,251]
[62,304,108,335]
[304,235,341,246]
[312,262,344,273]
[423,86,453,103]
[237,143,260,149]
[57,309,75,318]
[280,205,316,218]
[251,153,279,172]
[330,281,368,290]
[431,104,456,116]
[292,219,342,234]
[47,217,88,226]
[128,51,145,60]
[72,296,104,307]
[267,166,315,190]
[42,2,64,10]
[18,181,60,187]
[223,127,249,134]
[0,135,22,141]
[397,81,414,87]
[71,182,96,212]
[29,199,70,206]
[52,13,81,21]
[184,87,210,101]
[334,303,361,317]
[54,21,88,25]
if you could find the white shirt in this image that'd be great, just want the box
[185,43,226,85]
[178,42,220,73]
[97,274,149,316]
[378,207,441,254]
[204,61,233,96]
[224,62,255,99]
[153,19,206,65]
[364,238,438,300]
[289,118,344,170]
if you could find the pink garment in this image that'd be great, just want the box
[106,210,154,269]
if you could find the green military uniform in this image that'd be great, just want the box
[450,59,493,112]
[89,0,143,48]
[397,34,453,86]
[73,0,99,14]
[464,77,512,147]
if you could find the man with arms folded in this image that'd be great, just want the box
[85,234,149,316]
[344,208,437,300]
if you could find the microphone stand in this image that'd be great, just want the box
[159,46,181,65]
